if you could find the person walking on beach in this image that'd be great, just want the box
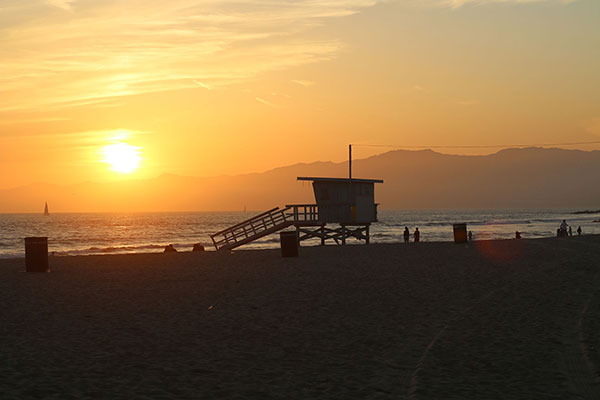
[577,226,582,236]
[403,227,410,243]
[414,228,420,243]
[568,226,572,237]
[468,231,473,241]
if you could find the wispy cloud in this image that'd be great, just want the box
[255,97,283,108]
[439,0,577,8]
[0,117,69,125]
[292,80,316,87]
[0,1,378,112]
[0,0,578,112]
[193,80,211,90]
[45,0,76,11]
[0,128,144,145]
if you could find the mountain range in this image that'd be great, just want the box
[1,147,599,213]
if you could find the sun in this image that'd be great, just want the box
[102,142,141,173]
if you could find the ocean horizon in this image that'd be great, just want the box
[1,208,599,259]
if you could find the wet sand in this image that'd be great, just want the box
[1,236,599,399]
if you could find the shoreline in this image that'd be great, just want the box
[2,233,599,262]
[2,209,599,260]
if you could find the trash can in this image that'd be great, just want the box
[280,231,298,257]
[25,237,49,272]
[453,223,467,244]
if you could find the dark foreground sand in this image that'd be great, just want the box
[1,236,599,399]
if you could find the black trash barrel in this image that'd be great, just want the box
[453,223,467,244]
[25,237,49,272]
[280,231,298,257]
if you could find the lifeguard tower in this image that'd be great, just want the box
[210,176,383,251]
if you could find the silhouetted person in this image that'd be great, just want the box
[568,226,572,237]
[560,219,568,237]
[515,231,521,239]
[577,226,582,236]
[193,243,205,252]
[414,228,420,243]
[403,227,410,243]
[164,244,177,253]
[468,231,473,241]
[557,228,561,237]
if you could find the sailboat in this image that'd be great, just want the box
[44,202,49,216]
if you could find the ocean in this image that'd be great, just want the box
[1,209,599,258]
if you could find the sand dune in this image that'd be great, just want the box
[1,236,599,399]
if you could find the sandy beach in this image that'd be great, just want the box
[1,236,599,399]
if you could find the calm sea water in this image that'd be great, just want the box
[1,209,599,258]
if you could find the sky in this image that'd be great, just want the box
[1,0,599,189]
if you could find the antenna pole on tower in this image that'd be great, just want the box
[348,144,353,211]
[349,144,352,181]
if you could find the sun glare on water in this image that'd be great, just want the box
[102,142,141,173]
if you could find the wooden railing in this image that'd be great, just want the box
[211,207,281,238]
[284,204,320,223]
[210,204,322,251]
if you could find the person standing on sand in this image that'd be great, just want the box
[414,228,420,242]
[568,226,572,237]
[403,227,410,243]
[577,226,582,236]
[468,231,473,241]
[560,219,568,237]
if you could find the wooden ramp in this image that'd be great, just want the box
[210,207,295,251]
[210,204,370,251]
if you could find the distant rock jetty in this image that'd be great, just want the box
[572,209,600,215]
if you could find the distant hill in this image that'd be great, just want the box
[1,147,599,212]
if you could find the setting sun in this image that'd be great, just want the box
[102,143,141,174]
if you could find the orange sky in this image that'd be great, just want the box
[1,0,599,189]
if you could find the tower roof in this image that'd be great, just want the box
[297,176,383,183]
